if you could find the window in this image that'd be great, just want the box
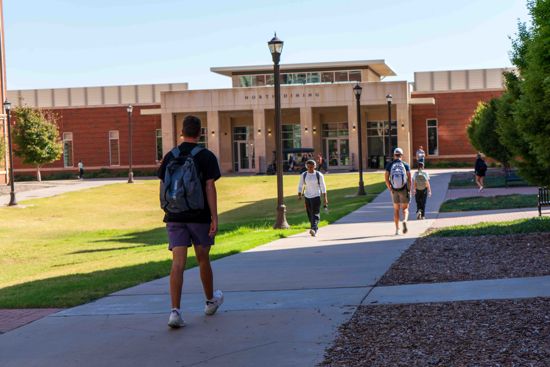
[321,72,334,83]
[282,124,301,150]
[349,70,362,82]
[62,132,73,167]
[427,119,438,155]
[239,75,253,87]
[199,127,208,148]
[254,75,266,86]
[322,122,349,138]
[335,71,348,82]
[366,121,397,158]
[155,129,163,161]
[109,130,120,166]
[307,72,321,84]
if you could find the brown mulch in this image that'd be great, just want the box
[378,233,550,286]
[320,298,550,367]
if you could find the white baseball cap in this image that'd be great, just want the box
[393,148,404,155]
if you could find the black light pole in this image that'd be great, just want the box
[386,94,393,159]
[127,105,134,183]
[268,33,289,229]
[353,84,366,196]
[4,100,16,206]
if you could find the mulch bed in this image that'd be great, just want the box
[320,298,550,366]
[378,233,550,286]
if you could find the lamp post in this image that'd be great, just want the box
[4,100,16,206]
[127,105,134,183]
[353,84,366,196]
[268,33,289,229]
[386,94,393,159]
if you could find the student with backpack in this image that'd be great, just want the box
[158,115,223,329]
[385,147,412,235]
[297,159,328,237]
[412,161,431,219]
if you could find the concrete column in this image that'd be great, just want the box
[161,112,175,155]
[396,103,412,164]
[347,104,359,170]
[300,107,313,148]
[206,111,220,158]
[253,109,267,173]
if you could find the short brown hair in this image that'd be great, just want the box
[182,115,201,138]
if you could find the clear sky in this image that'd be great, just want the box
[4,0,529,91]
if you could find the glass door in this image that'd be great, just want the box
[232,126,255,172]
[324,138,350,168]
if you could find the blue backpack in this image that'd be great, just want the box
[160,146,204,214]
[390,160,407,190]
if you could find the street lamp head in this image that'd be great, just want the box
[127,105,133,114]
[386,94,393,104]
[353,83,362,99]
[268,33,284,55]
[3,100,11,112]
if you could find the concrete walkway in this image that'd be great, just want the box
[0,173,451,367]
[445,186,538,200]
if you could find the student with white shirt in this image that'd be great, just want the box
[297,160,328,237]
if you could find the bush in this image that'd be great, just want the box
[426,161,472,168]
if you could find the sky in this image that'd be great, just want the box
[4,0,530,91]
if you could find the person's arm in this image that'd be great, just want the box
[426,178,432,197]
[320,175,328,206]
[407,170,412,193]
[385,171,392,193]
[205,179,218,237]
[297,174,304,200]
[412,173,417,194]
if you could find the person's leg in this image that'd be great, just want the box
[417,189,426,217]
[305,198,314,229]
[170,246,188,309]
[193,244,213,300]
[415,189,422,218]
[310,196,321,232]
[393,203,400,232]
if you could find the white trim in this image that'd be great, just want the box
[109,130,120,166]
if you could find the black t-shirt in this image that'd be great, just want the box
[158,142,221,223]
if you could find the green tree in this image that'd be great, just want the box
[12,106,63,182]
[498,0,550,186]
[467,99,512,168]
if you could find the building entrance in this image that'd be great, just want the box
[322,122,350,168]
[232,126,255,172]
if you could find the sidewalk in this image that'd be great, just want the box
[445,186,538,200]
[0,173,451,367]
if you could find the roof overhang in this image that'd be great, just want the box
[211,60,396,78]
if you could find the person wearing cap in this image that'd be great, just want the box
[298,159,328,237]
[385,147,412,235]
[412,161,431,219]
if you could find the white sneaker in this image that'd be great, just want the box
[309,229,316,237]
[416,212,422,220]
[395,228,401,235]
[205,290,224,316]
[402,222,408,234]
[168,310,185,328]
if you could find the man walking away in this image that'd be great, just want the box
[158,115,223,329]
[412,161,431,219]
[416,145,426,167]
[474,153,487,191]
[78,160,84,179]
[298,159,328,237]
[385,148,412,235]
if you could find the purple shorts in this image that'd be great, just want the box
[166,222,214,250]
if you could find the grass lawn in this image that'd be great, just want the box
[0,173,386,308]
[449,173,530,189]
[440,194,538,212]
[429,217,550,237]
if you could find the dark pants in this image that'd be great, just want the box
[415,189,428,216]
[79,169,84,179]
[305,196,321,231]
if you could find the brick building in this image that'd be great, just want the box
[0,62,510,180]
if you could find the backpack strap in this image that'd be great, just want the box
[170,147,180,158]
[316,171,321,188]
[190,146,204,157]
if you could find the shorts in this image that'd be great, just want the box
[391,188,410,204]
[166,222,214,250]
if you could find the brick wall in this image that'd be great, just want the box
[12,105,161,174]
[411,90,503,161]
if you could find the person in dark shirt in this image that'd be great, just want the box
[474,153,487,191]
[384,147,412,235]
[158,115,223,328]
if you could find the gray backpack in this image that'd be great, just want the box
[160,146,204,214]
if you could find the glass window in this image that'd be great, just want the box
[254,75,266,86]
[109,130,120,166]
[199,127,208,148]
[266,74,274,85]
[155,129,163,161]
[321,72,334,83]
[335,71,348,82]
[282,124,301,150]
[366,121,398,158]
[349,70,362,82]
[62,132,73,167]
[307,72,321,84]
[280,73,290,85]
[294,73,307,84]
[239,75,253,87]
[427,119,438,155]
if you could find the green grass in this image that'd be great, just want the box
[440,194,538,212]
[449,174,530,189]
[429,217,550,237]
[0,173,386,308]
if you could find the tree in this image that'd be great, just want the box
[12,106,63,181]
[498,0,550,186]
[467,99,512,168]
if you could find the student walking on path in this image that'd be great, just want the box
[78,160,84,179]
[158,115,224,329]
[298,159,328,237]
[474,153,487,191]
[385,147,412,235]
[412,161,431,219]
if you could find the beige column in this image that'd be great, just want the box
[300,107,313,148]
[206,111,220,158]
[396,103,412,164]
[161,112,175,154]
[347,104,359,170]
[253,109,267,173]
